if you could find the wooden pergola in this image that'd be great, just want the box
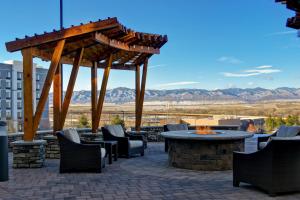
[276,0,300,29]
[5,17,167,141]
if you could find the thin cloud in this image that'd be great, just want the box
[223,65,281,77]
[149,64,167,69]
[256,65,272,69]
[156,81,200,87]
[217,56,243,64]
[265,30,297,37]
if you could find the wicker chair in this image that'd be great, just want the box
[163,124,188,152]
[101,125,144,158]
[257,125,300,150]
[233,137,300,196]
[56,129,106,173]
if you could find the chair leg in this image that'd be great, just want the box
[233,179,240,187]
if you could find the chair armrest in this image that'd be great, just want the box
[80,140,105,147]
[257,132,276,143]
[128,135,145,141]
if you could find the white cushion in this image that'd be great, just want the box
[259,142,268,150]
[64,128,81,144]
[101,148,106,159]
[105,125,125,137]
[129,140,143,148]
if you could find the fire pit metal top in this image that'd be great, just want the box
[161,130,253,141]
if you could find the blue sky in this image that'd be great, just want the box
[0,0,299,90]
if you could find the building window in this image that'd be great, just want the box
[36,83,40,90]
[17,92,22,99]
[36,91,40,99]
[5,81,11,89]
[6,71,11,79]
[17,72,22,80]
[17,82,22,90]
[6,101,10,109]
[18,124,23,131]
[17,101,22,109]
[17,112,22,119]
[36,74,40,81]
[6,91,10,99]
[6,111,11,119]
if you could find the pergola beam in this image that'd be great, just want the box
[95,32,160,54]
[135,64,141,130]
[33,40,65,134]
[94,54,113,131]
[60,48,84,129]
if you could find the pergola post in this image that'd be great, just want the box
[94,54,113,131]
[60,48,84,129]
[135,65,140,131]
[22,47,34,141]
[91,61,98,133]
[136,58,148,131]
[53,64,62,132]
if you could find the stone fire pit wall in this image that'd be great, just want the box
[168,139,244,171]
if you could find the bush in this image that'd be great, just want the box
[111,115,125,127]
[77,114,91,128]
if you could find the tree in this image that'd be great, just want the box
[275,116,285,127]
[111,115,125,128]
[78,114,90,128]
[265,115,276,131]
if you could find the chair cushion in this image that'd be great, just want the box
[259,142,268,150]
[64,128,81,144]
[166,124,188,131]
[277,126,300,137]
[105,125,125,137]
[129,140,143,148]
[101,148,106,159]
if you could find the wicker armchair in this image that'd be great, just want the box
[163,124,188,152]
[101,125,144,158]
[257,125,300,150]
[233,137,300,196]
[56,129,106,173]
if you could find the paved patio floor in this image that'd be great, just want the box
[0,138,300,200]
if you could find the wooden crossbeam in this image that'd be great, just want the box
[6,18,119,52]
[91,62,98,133]
[135,65,141,130]
[60,48,84,129]
[94,54,113,130]
[33,40,65,133]
[136,58,148,131]
[22,47,34,141]
[95,32,160,54]
[53,64,62,132]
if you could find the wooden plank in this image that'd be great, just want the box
[94,54,113,130]
[22,48,34,141]
[60,48,84,129]
[95,32,160,54]
[91,61,98,133]
[135,65,140,130]
[33,40,65,133]
[53,64,62,132]
[136,58,148,131]
[6,18,120,52]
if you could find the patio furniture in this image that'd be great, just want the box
[233,137,300,196]
[56,129,106,173]
[257,125,300,150]
[101,125,144,158]
[163,124,188,152]
[102,141,118,164]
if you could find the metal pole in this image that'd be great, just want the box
[60,0,64,112]
[60,0,63,29]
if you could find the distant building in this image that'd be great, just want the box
[0,60,50,132]
[182,116,241,126]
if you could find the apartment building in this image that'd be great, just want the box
[0,60,50,132]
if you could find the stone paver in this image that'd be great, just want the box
[0,138,299,200]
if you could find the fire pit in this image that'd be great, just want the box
[161,130,253,171]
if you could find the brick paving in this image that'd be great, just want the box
[0,138,300,200]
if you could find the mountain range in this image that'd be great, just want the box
[49,87,300,104]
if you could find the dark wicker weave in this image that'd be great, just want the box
[101,126,144,158]
[56,131,105,173]
[163,124,188,152]
[233,138,300,196]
